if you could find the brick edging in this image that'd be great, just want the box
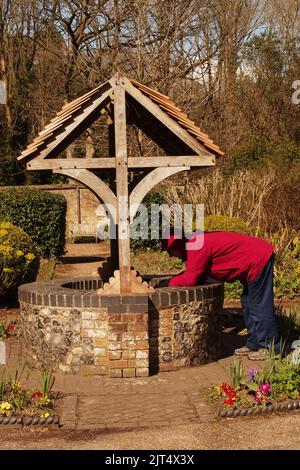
[18,277,224,309]
[0,415,60,426]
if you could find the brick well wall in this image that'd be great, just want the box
[18,278,224,377]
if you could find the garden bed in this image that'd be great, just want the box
[209,348,300,419]
[1,323,61,427]
[0,372,62,427]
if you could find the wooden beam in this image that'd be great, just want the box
[53,169,117,223]
[27,155,214,170]
[114,81,131,293]
[27,158,117,170]
[122,76,213,157]
[128,156,215,167]
[129,167,189,222]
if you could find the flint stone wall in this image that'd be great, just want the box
[18,277,224,377]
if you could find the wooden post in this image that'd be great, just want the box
[108,121,119,272]
[77,185,81,224]
[114,80,131,293]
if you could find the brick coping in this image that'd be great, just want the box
[18,276,223,309]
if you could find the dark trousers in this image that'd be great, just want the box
[241,253,280,353]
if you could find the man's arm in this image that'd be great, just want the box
[169,246,211,287]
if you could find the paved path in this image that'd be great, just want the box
[54,242,110,279]
[3,338,265,432]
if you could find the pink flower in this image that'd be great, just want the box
[259,383,271,395]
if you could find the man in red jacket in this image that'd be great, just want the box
[163,231,280,360]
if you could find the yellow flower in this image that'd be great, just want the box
[0,402,12,410]
[0,222,12,230]
[25,253,35,262]
[0,229,8,237]
[11,381,21,392]
[0,245,13,256]
[38,396,50,406]
[3,267,13,273]
[15,250,24,257]
[41,412,50,418]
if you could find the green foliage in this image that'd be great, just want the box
[40,369,55,398]
[0,188,66,258]
[36,259,57,281]
[269,362,300,400]
[225,137,300,175]
[0,221,40,299]
[273,236,300,299]
[0,321,16,341]
[276,306,300,338]
[132,250,184,275]
[0,371,7,401]
[230,358,243,389]
[204,215,251,234]
[0,364,57,417]
[224,281,243,300]
[130,191,166,253]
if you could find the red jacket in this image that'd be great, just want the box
[168,232,274,287]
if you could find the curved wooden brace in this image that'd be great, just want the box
[54,168,117,223]
[129,166,189,221]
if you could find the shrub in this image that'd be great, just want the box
[225,138,300,175]
[272,235,300,299]
[130,191,165,253]
[204,214,251,234]
[268,363,300,400]
[0,221,40,298]
[0,188,66,258]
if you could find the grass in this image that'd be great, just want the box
[131,250,184,275]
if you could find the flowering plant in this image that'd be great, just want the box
[0,365,59,419]
[210,356,300,410]
[0,322,15,341]
[220,383,238,406]
[0,221,39,298]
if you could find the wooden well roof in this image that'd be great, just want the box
[18,74,224,163]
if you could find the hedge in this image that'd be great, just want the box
[0,188,66,258]
[130,191,166,253]
[204,215,251,234]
